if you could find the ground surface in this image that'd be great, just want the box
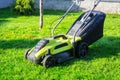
[0,8,120,80]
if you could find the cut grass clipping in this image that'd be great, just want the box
[0,8,120,80]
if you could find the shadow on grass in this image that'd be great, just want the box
[87,36,120,59]
[58,36,120,67]
[0,8,18,19]
[43,9,81,16]
[0,7,81,19]
[0,20,9,25]
[0,39,40,49]
[0,36,119,66]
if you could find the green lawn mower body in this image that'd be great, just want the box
[25,10,106,68]
[25,35,81,67]
[24,0,106,68]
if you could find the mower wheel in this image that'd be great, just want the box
[42,55,56,68]
[78,42,88,58]
[24,48,30,59]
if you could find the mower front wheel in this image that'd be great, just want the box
[24,48,30,59]
[42,55,56,68]
[78,42,88,58]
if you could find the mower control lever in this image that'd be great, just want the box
[53,35,67,39]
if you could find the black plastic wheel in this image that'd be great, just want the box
[42,55,55,68]
[77,42,88,58]
[24,48,30,59]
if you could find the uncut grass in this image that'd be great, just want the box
[0,8,120,80]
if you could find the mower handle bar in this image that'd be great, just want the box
[51,2,75,37]
[51,0,81,37]
[94,0,101,7]
[53,34,67,39]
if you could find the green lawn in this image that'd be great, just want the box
[0,8,120,80]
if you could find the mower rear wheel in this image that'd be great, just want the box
[78,42,88,58]
[42,55,56,68]
[24,48,30,59]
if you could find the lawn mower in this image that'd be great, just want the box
[24,0,106,68]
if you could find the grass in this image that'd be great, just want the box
[0,8,120,80]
